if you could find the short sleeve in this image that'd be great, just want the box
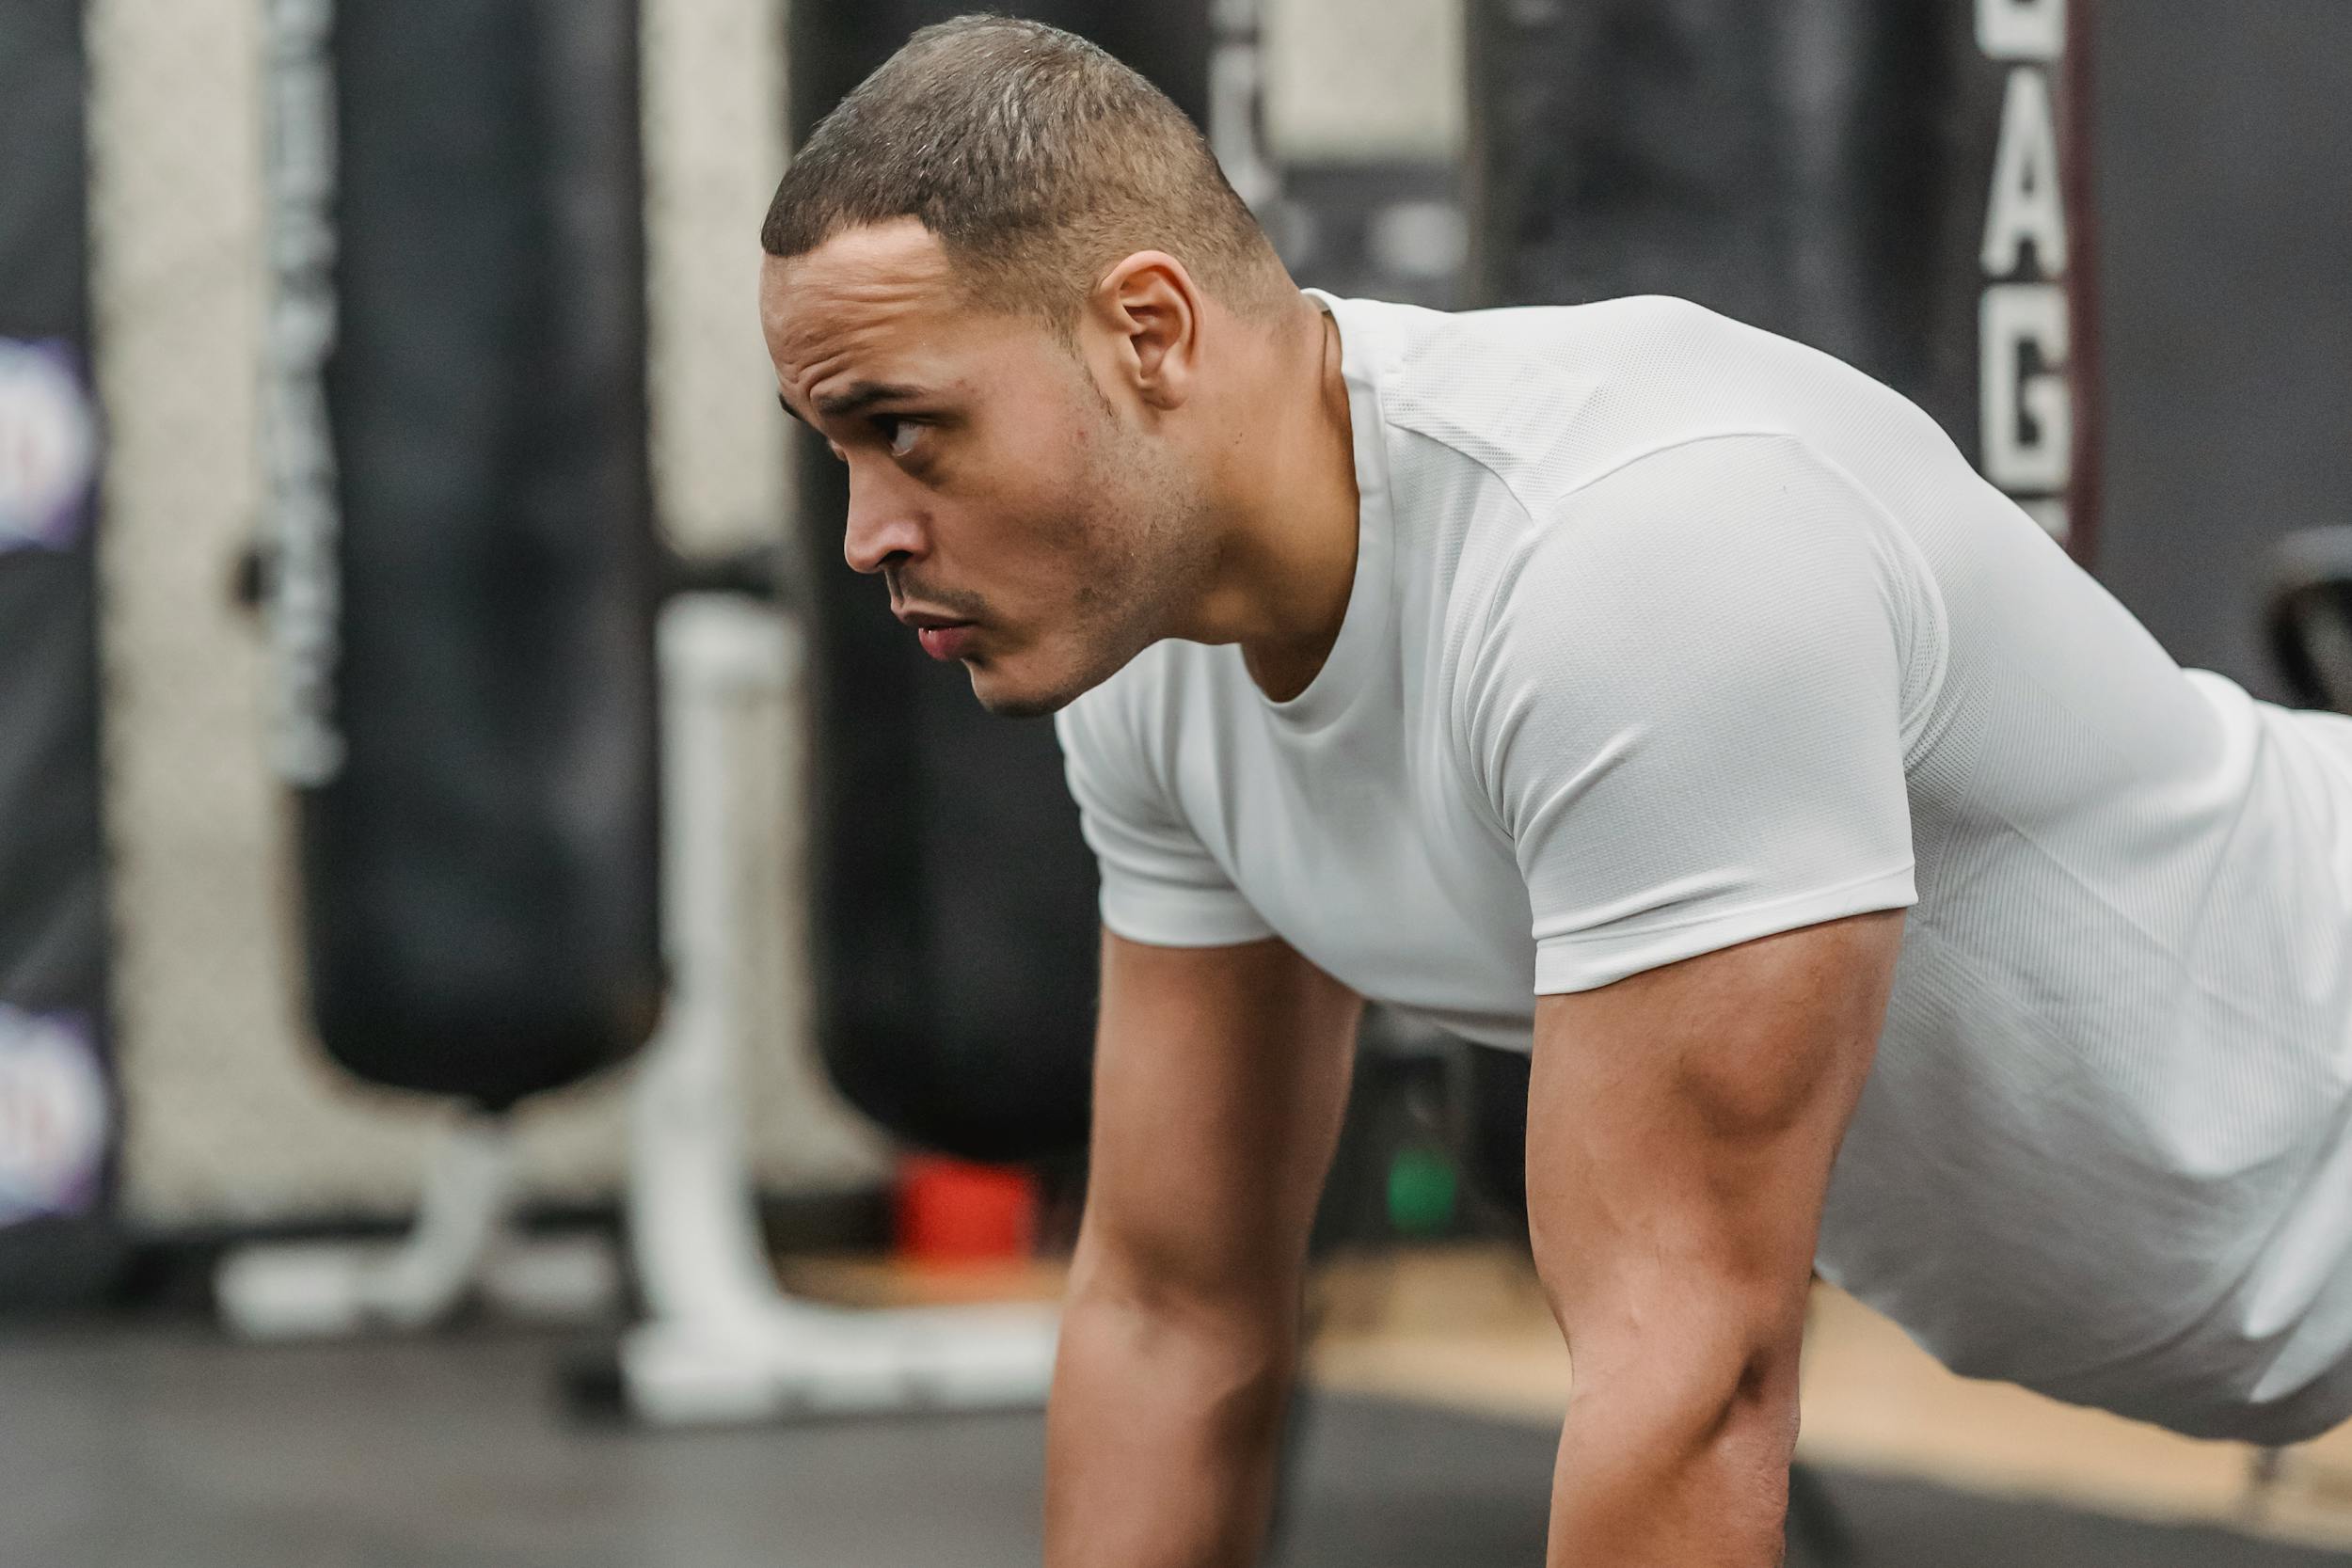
[1054,694,1278,948]
[1466,435,1921,994]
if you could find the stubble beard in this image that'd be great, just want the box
[977,425,1216,720]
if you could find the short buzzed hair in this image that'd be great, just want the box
[761,15,1289,329]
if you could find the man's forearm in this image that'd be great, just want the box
[1544,1351,1802,1567]
[1044,1282,1298,1568]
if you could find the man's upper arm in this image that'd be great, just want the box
[1526,911,1902,1406]
[1481,437,1921,1453]
[1074,931,1361,1313]
[1056,691,1351,1308]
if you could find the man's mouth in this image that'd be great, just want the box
[896,607,977,661]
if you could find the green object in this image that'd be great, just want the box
[1386,1148,1458,1237]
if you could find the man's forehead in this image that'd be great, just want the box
[762,223,1065,426]
[760,219,958,346]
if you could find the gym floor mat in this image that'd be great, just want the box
[1,1327,2342,1567]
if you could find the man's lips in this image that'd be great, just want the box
[916,625,977,660]
[897,608,977,661]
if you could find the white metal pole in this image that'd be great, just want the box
[627,595,799,1334]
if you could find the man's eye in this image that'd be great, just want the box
[879,417,922,459]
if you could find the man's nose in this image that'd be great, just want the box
[841,467,927,576]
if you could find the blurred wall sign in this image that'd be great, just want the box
[1978,0,2075,543]
[261,0,346,788]
[0,1007,109,1227]
[0,339,97,554]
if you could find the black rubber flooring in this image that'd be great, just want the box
[1,1325,2344,1567]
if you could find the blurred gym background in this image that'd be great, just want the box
[3,0,2350,1563]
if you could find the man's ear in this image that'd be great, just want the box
[1087,251,1202,412]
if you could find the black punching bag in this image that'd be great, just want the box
[787,5,1211,1162]
[1467,0,2100,562]
[263,0,663,1111]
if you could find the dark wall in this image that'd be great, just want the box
[2092,0,2352,700]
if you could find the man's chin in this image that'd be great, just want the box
[967,672,1074,720]
[964,656,1099,719]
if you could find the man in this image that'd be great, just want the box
[758,16,2352,1565]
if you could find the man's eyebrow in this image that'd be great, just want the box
[776,381,928,428]
[815,381,927,420]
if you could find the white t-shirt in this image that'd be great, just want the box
[1055,291,2352,1444]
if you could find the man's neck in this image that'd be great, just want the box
[1204,296,1361,704]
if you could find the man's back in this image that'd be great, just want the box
[1058,292,2352,1441]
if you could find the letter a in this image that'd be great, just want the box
[1982,68,2068,277]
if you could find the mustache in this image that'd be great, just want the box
[883,568,988,621]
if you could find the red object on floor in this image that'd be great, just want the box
[895,1154,1039,1264]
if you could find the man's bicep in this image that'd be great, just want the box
[1524,911,1901,1362]
[1077,930,1360,1308]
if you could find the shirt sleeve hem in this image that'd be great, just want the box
[1531,865,1917,995]
[1101,885,1280,949]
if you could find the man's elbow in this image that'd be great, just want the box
[1063,1229,1305,1387]
[1055,1265,1301,1451]
[1549,1315,1805,1557]
[1560,1289,1808,1471]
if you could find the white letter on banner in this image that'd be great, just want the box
[1981,68,2068,277]
[1977,0,2064,62]
[1981,282,2072,494]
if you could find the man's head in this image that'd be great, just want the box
[759,15,1301,716]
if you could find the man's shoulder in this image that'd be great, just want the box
[1435,432,1921,739]
[1334,293,1788,525]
